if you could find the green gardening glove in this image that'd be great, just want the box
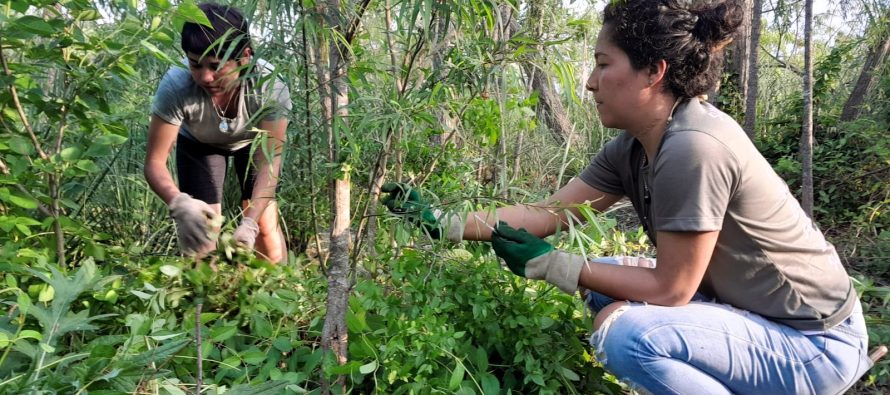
[381,182,443,239]
[490,221,553,276]
[491,221,584,294]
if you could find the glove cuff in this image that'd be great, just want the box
[528,251,584,295]
[434,211,465,243]
[240,217,260,233]
[168,192,190,211]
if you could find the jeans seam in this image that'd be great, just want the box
[634,330,725,395]
[637,322,821,365]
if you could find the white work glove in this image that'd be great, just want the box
[233,217,260,250]
[168,193,219,257]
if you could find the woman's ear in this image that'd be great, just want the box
[238,47,252,66]
[647,60,669,87]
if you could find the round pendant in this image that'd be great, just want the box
[219,119,229,133]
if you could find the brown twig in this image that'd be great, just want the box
[0,39,48,160]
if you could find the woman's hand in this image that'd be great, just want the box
[380,183,444,239]
[233,217,260,250]
[491,221,584,294]
[168,193,220,257]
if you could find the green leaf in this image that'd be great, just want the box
[141,40,176,64]
[0,332,8,348]
[327,360,361,375]
[359,360,377,374]
[6,0,29,13]
[560,367,580,381]
[449,362,465,390]
[96,368,122,381]
[221,355,242,369]
[160,382,188,395]
[39,342,55,353]
[72,9,102,21]
[38,285,55,302]
[60,147,82,161]
[16,217,41,226]
[8,136,33,155]
[6,193,38,209]
[225,380,290,395]
[130,290,151,300]
[75,159,99,173]
[17,292,31,315]
[15,223,31,236]
[173,0,211,31]
[540,316,555,330]
[480,373,500,395]
[252,315,273,337]
[15,15,56,37]
[129,338,190,366]
[241,350,267,365]
[18,330,42,341]
[272,337,293,353]
[210,325,237,342]
[159,265,181,277]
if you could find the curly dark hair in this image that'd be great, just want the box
[603,0,743,98]
[181,3,252,60]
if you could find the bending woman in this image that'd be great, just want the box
[145,3,291,262]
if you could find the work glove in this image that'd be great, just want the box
[380,182,464,242]
[233,217,260,250]
[491,221,584,294]
[169,193,219,257]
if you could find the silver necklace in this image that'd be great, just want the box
[211,92,236,133]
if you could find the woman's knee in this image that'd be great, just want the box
[594,301,630,331]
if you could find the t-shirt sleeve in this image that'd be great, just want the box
[578,136,627,195]
[151,69,186,126]
[651,131,739,232]
[261,76,292,122]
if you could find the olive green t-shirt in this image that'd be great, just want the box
[151,58,291,151]
[579,98,856,331]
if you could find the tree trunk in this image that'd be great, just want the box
[430,3,457,146]
[800,0,814,217]
[840,28,890,121]
[716,0,752,109]
[743,0,762,139]
[496,74,508,196]
[506,0,573,145]
[315,0,353,392]
[526,65,573,145]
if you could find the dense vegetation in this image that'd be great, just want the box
[0,0,887,393]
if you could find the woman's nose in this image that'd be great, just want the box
[585,74,597,92]
[196,68,214,84]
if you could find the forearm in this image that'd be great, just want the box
[578,261,695,306]
[462,179,621,241]
[245,137,283,221]
[462,202,579,241]
[144,160,180,205]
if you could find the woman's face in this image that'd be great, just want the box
[186,50,248,97]
[585,26,652,129]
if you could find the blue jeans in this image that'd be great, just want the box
[585,291,871,395]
